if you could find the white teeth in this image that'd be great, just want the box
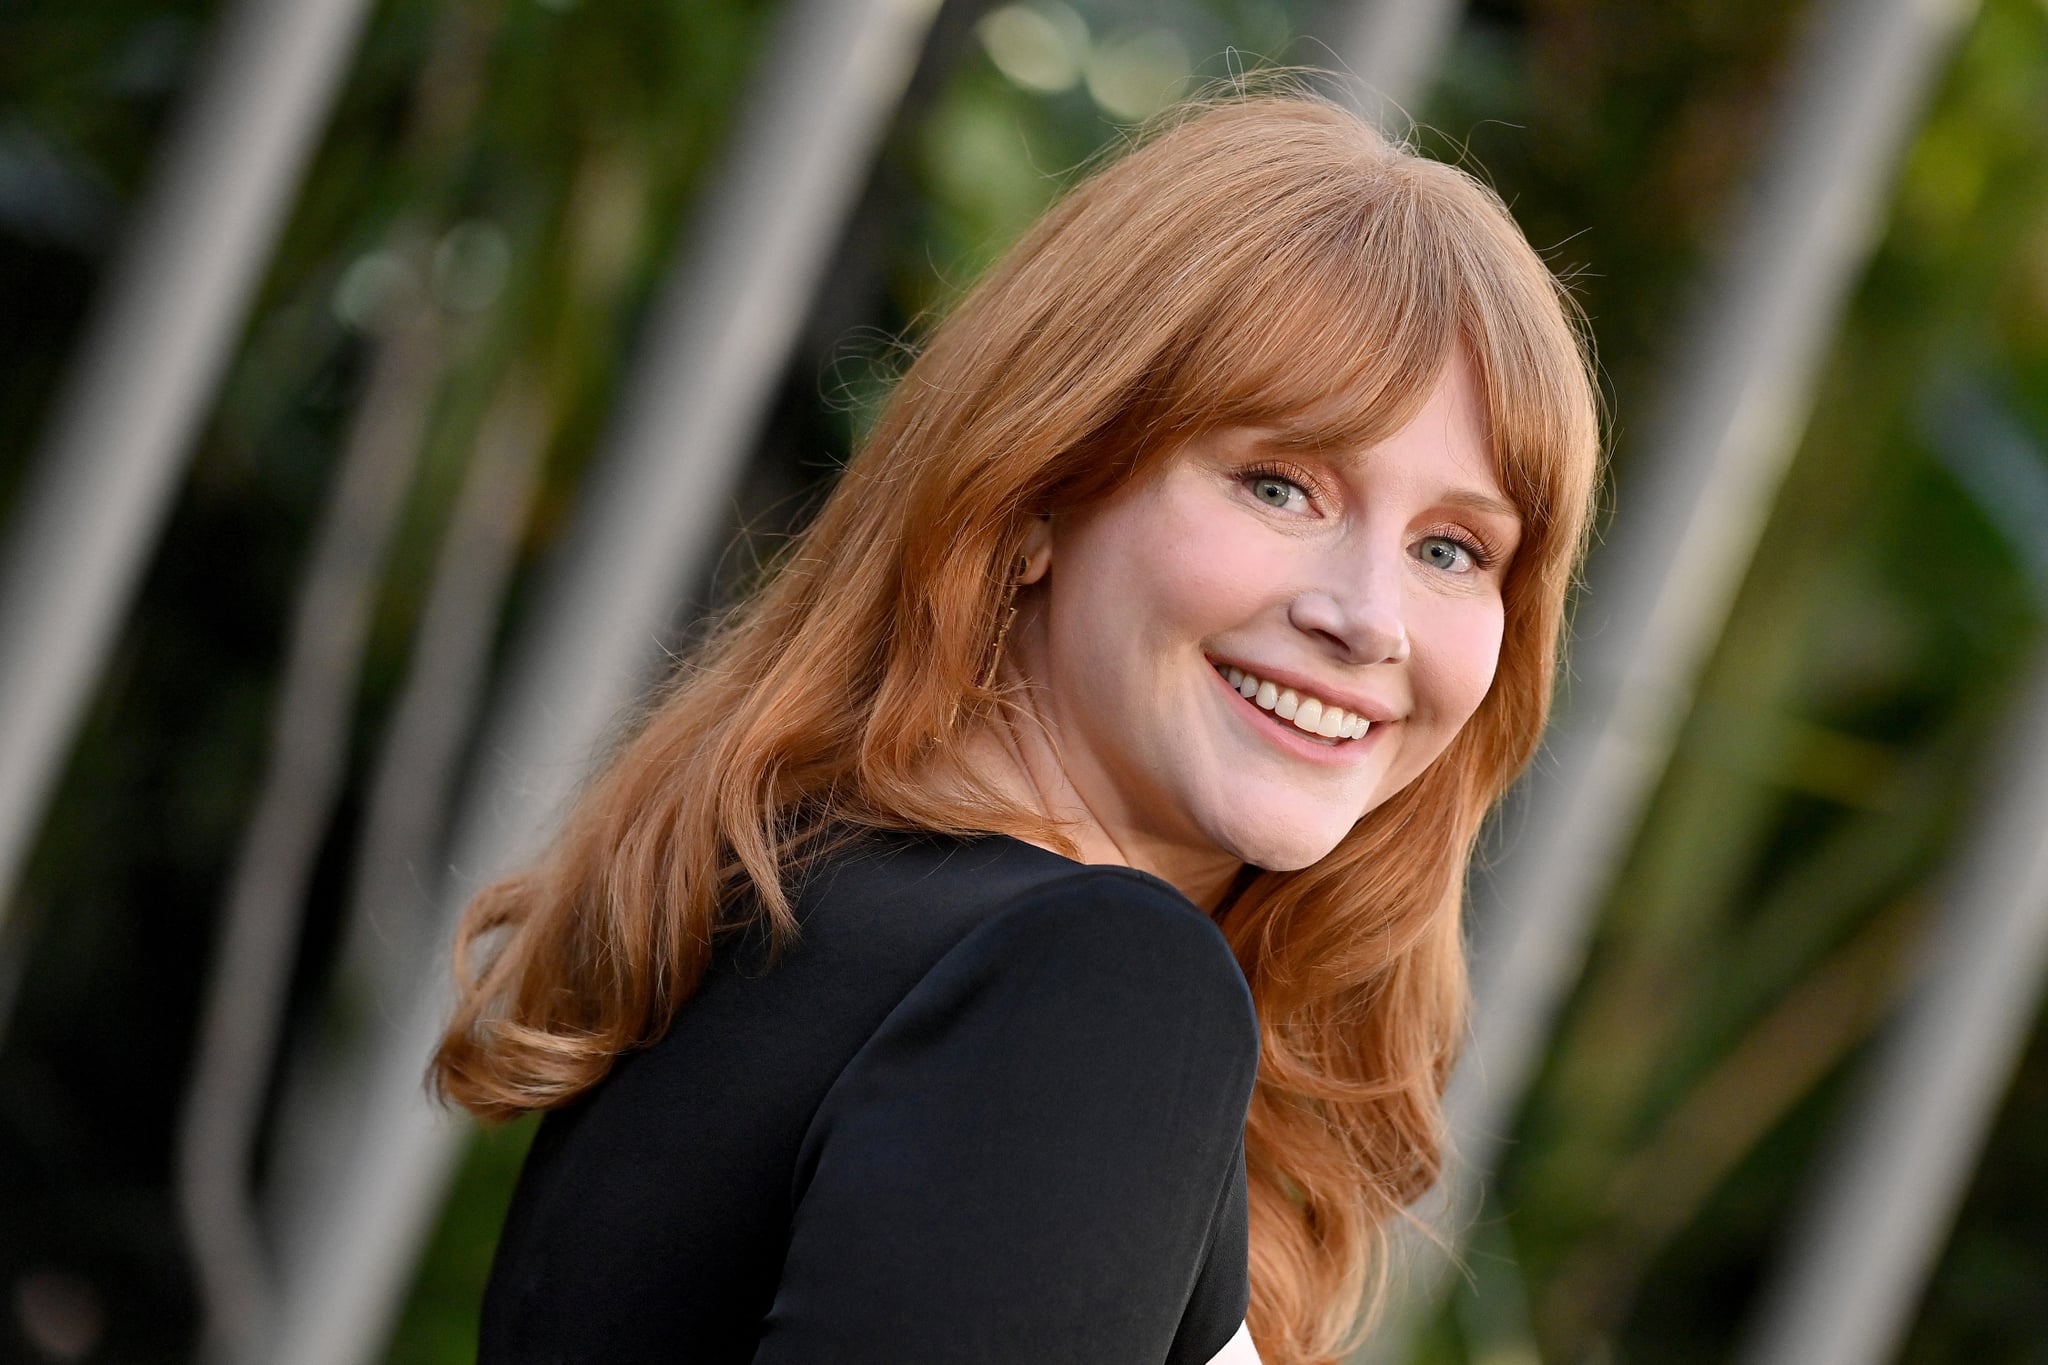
[1217,663,1377,743]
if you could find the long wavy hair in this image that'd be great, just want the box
[433,91,1600,1364]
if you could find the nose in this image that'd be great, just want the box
[1286,558,1411,665]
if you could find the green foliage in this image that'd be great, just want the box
[3,0,2044,1360]
[1422,0,2048,1360]
[387,1116,536,1365]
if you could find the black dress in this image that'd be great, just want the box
[478,829,1262,1364]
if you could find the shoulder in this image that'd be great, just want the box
[878,862,1262,1092]
[768,859,1259,1364]
[736,832,1261,1121]
[794,858,1260,1205]
[781,833,1253,1020]
[960,865,1255,1017]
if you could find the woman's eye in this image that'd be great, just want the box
[1249,475,1306,511]
[1416,535,1476,573]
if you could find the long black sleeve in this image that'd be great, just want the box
[753,869,1260,1364]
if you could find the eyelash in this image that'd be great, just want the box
[1238,462,1505,572]
[1423,524,1503,573]
[1240,460,1327,507]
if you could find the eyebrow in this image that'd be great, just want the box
[1439,488,1523,524]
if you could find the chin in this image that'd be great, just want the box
[1211,816,1353,874]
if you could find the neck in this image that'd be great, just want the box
[950,688,1246,914]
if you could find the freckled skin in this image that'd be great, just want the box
[976,353,1519,909]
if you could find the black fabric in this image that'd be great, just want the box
[479,830,1261,1364]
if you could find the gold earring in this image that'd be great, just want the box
[976,554,1030,692]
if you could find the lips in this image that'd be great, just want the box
[1213,663,1371,740]
[1207,662,1388,758]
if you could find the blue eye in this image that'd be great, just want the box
[1416,535,1477,573]
[1246,472,1309,511]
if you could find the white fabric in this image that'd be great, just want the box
[1204,1320,1265,1365]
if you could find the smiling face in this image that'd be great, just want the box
[998,350,1519,897]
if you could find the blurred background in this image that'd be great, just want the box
[3,0,2046,1362]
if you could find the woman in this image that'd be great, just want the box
[433,91,1600,1365]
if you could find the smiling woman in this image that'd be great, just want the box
[976,353,1520,903]
[432,90,1600,1365]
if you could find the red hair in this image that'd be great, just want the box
[433,90,1600,1364]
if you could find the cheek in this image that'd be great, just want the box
[1067,487,1283,645]
[1147,512,1288,626]
[1417,597,1506,729]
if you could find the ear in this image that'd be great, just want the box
[1016,513,1053,585]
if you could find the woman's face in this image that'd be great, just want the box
[1007,350,1519,894]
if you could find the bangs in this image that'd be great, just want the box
[1005,95,1599,583]
[1162,195,1463,460]
[1133,172,1596,553]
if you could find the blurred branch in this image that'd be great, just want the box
[1710,720,1978,1034]
[1361,0,1980,1354]
[264,370,551,1254]
[1924,380,2048,611]
[1319,0,1465,132]
[0,0,376,992]
[1537,889,1930,1353]
[174,2,505,1353]
[253,2,947,1361]
[1739,640,2048,1365]
[339,373,551,1024]
[175,293,442,1363]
